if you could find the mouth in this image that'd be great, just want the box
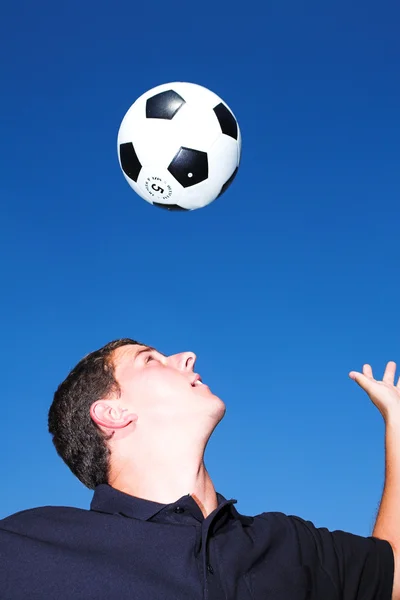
[191,374,204,387]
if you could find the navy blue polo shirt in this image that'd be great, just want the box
[0,484,394,599]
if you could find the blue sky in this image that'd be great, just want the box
[1,0,399,537]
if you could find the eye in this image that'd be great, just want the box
[145,354,155,363]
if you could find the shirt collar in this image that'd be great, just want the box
[90,483,239,522]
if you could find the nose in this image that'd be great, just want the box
[175,351,197,372]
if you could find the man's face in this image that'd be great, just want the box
[111,344,226,430]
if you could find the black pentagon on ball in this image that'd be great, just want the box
[153,202,188,211]
[217,166,239,198]
[213,103,238,140]
[119,142,142,182]
[168,147,208,188]
[146,90,186,119]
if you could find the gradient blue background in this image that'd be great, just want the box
[1,0,399,536]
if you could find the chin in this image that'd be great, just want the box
[212,394,226,421]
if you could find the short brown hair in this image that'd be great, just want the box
[48,338,140,489]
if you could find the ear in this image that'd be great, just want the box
[90,400,137,431]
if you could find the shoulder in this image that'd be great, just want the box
[234,508,299,532]
[254,510,392,556]
[0,505,91,536]
[252,511,329,552]
[249,509,307,535]
[249,510,394,566]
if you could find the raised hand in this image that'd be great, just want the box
[349,361,400,423]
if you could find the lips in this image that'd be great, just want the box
[191,374,203,387]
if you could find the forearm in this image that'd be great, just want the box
[372,416,400,549]
[349,363,400,597]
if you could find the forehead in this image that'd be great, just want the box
[112,344,166,386]
[112,344,152,366]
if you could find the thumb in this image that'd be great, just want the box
[349,371,375,393]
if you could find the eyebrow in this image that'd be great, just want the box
[133,346,165,360]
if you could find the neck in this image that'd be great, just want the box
[109,449,218,517]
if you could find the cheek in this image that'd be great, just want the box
[139,370,188,400]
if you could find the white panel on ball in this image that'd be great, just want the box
[176,179,219,210]
[171,104,221,151]
[136,167,183,207]
[134,119,181,167]
[208,135,240,185]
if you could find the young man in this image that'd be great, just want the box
[1,338,399,599]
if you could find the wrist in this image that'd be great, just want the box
[385,411,400,429]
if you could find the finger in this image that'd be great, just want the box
[397,376,400,389]
[362,364,374,380]
[349,371,376,394]
[383,361,396,385]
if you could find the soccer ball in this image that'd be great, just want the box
[117,82,241,211]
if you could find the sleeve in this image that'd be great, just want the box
[289,515,395,600]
